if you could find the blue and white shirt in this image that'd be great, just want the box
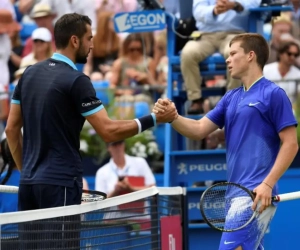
[206,77,297,196]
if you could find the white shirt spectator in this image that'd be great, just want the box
[95,154,155,194]
[263,62,300,103]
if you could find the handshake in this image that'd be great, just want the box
[152,98,179,124]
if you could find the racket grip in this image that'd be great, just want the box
[273,191,300,202]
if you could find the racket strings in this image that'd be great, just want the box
[201,184,254,231]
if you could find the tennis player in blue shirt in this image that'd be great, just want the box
[153,33,298,250]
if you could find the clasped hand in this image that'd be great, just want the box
[152,98,179,123]
[252,182,273,214]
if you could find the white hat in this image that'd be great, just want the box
[32,27,52,42]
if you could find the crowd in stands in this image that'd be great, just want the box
[0,0,300,200]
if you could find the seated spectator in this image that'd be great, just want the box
[263,41,300,106]
[110,33,156,95]
[21,27,52,66]
[18,0,71,24]
[8,29,24,84]
[290,0,300,40]
[0,2,21,137]
[83,11,120,81]
[267,13,293,64]
[95,0,137,15]
[95,140,156,198]
[12,60,32,86]
[22,3,56,57]
[181,0,260,115]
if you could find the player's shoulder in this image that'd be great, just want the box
[261,77,285,95]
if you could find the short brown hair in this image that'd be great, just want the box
[229,33,269,70]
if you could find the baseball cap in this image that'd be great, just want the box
[30,3,55,19]
[32,27,52,42]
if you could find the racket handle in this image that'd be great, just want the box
[273,191,300,202]
[0,185,19,193]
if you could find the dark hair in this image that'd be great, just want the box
[229,33,269,70]
[0,139,16,185]
[54,13,91,49]
[277,40,300,60]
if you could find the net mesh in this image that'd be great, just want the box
[0,187,183,250]
[200,183,255,231]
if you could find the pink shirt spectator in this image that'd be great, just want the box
[95,0,137,14]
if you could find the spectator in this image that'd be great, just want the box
[22,3,56,57]
[181,0,261,115]
[267,14,293,64]
[12,59,32,86]
[95,0,137,15]
[263,41,300,106]
[290,0,300,40]
[110,33,156,94]
[0,1,21,137]
[8,29,24,84]
[83,11,120,81]
[95,140,155,198]
[21,27,53,66]
[18,0,71,23]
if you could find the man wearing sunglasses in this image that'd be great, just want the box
[263,40,300,106]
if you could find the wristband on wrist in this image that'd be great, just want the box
[134,113,156,134]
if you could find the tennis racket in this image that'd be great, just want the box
[0,185,107,202]
[200,182,300,232]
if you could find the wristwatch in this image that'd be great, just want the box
[233,2,244,13]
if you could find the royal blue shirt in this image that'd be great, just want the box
[12,53,103,187]
[206,77,297,196]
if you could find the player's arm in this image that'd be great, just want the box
[263,126,298,188]
[5,104,23,171]
[153,98,225,140]
[170,116,219,140]
[72,76,177,143]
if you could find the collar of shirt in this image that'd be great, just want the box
[243,76,264,92]
[51,53,77,70]
[109,154,131,176]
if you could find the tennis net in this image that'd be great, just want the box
[0,186,184,250]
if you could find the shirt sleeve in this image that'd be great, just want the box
[269,88,298,133]
[206,95,227,129]
[11,81,21,105]
[71,75,104,117]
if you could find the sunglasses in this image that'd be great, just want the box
[286,51,299,57]
[129,47,142,53]
[33,39,46,43]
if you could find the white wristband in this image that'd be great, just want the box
[134,118,142,134]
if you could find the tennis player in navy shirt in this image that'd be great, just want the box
[153,33,298,250]
[5,13,177,212]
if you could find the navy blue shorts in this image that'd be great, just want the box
[18,182,82,250]
[18,181,82,211]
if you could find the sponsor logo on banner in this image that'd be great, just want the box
[189,202,225,210]
[177,163,227,175]
[169,234,176,250]
[114,10,166,33]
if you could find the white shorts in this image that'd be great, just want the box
[219,196,277,250]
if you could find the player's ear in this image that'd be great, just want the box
[248,51,255,63]
[70,35,80,49]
